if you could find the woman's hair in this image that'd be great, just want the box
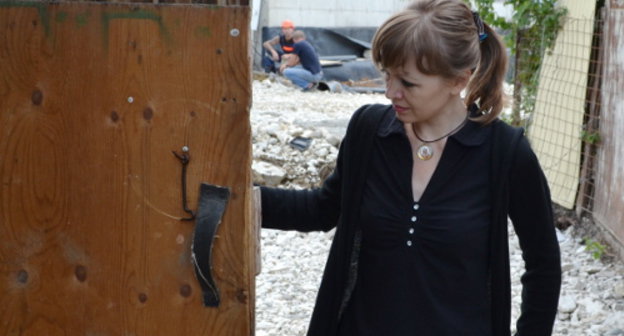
[372,0,508,123]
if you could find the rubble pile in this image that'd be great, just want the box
[251,77,387,188]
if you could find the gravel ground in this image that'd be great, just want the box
[251,78,624,336]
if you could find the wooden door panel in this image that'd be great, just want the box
[0,3,253,335]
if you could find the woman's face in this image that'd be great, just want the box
[384,61,461,124]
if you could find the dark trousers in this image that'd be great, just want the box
[262,50,284,73]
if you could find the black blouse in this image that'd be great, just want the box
[339,112,493,335]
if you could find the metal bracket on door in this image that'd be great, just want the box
[172,146,231,307]
[192,183,230,307]
[172,146,196,221]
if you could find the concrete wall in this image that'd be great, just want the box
[251,0,408,70]
[264,0,408,28]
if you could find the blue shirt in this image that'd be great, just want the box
[293,40,322,75]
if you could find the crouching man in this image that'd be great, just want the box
[280,30,323,92]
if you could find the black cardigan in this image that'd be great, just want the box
[261,104,561,336]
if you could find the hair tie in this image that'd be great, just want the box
[472,11,488,42]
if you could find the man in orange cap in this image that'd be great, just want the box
[262,20,296,73]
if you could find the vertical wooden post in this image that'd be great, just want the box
[0,2,254,335]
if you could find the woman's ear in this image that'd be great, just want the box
[450,69,471,95]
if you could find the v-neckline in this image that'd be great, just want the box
[411,137,468,203]
[411,142,445,203]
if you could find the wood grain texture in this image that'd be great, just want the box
[0,2,253,335]
[47,0,250,5]
[594,6,624,252]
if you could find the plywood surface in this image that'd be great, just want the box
[0,2,252,335]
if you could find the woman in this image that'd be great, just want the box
[260,0,561,335]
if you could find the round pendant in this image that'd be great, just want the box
[417,144,433,161]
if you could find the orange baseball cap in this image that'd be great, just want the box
[281,20,295,29]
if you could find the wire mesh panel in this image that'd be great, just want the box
[525,1,598,210]
[519,0,623,253]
